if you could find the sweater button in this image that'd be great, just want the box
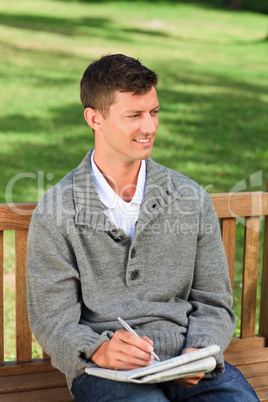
[131,270,140,280]
[131,248,136,258]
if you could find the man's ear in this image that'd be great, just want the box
[84,108,102,131]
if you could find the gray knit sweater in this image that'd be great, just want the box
[27,149,236,391]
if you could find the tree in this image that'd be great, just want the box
[225,0,242,10]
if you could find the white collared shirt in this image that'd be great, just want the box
[91,151,146,239]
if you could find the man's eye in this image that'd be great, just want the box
[129,114,139,118]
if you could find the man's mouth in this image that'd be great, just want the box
[133,138,151,143]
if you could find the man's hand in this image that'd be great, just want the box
[91,329,154,370]
[174,348,205,388]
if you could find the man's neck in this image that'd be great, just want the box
[93,153,142,203]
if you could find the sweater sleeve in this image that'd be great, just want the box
[26,213,113,385]
[183,192,236,377]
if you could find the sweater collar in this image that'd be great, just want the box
[73,148,180,231]
[90,150,146,209]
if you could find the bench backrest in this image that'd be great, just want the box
[0,185,268,365]
[211,187,268,353]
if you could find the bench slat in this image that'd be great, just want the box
[0,370,68,394]
[225,348,268,401]
[241,216,260,338]
[260,213,268,343]
[0,231,3,365]
[225,346,268,365]
[225,348,268,402]
[248,378,268,402]
[0,387,73,401]
[254,390,268,402]
[0,359,58,376]
[247,375,268,391]
[221,218,236,290]
[211,191,268,218]
[15,230,32,362]
[225,335,266,353]
[0,204,36,231]
[237,361,268,380]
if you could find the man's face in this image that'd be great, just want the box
[96,86,159,165]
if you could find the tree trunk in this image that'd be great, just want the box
[225,0,242,10]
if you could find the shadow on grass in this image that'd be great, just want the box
[0,12,171,40]
[0,13,111,36]
[1,10,266,45]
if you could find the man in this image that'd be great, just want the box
[27,54,259,401]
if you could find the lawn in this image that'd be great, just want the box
[1,0,267,360]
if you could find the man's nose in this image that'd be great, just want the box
[140,114,158,134]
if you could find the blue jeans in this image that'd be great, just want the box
[71,362,259,401]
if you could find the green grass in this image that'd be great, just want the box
[1,0,267,359]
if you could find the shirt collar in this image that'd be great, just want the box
[91,150,146,209]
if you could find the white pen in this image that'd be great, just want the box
[117,316,161,361]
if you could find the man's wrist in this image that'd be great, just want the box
[90,341,109,366]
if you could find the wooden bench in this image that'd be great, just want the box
[0,183,268,401]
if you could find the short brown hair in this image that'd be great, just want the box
[80,54,158,117]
